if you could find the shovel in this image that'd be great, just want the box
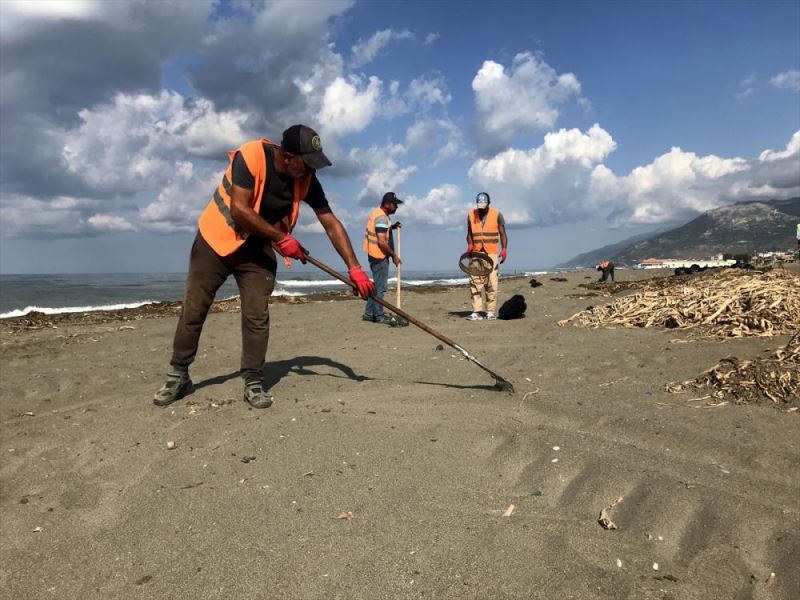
[302,253,514,393]
[395,225,402,308]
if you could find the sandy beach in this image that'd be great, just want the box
[1,268,798,599]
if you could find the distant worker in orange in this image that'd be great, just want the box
[465,192,507,321]
[596,260,615,282]
[362,192,403,323]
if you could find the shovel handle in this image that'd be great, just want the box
[303,254,458,348]
[302,252,514,392]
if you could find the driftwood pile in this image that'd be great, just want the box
[666,334,799,405]
[559,269,800,339]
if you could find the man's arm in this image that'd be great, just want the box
[499,221,508,251]
[376,230,400,265]
[229,184,285,242]
[315,208,361,269]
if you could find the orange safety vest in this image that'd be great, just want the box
[198,138,312,257]
[363,207,391,260]
[468,207,500,254]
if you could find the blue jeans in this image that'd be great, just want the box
[364,257,389,320]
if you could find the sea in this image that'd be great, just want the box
[0,270,544,319]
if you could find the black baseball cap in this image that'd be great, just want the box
[382,192,403,205]
[280,124,332,170]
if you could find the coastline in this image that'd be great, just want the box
[0,273,533,332]
[2,267,797,599]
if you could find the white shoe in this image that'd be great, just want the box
[485,312,496,320]
[466,312,484,321]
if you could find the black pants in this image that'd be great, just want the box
[600,265,615,282]
[170,232,277,384]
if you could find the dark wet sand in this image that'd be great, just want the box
[1,268,797,599]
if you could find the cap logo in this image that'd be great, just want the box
[311,135,322,151]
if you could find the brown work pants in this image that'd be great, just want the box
[469,252,499,313]
[170,232,277,384]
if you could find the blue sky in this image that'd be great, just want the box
[1,0,798,274]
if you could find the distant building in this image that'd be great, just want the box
[637,257,736,269]
[638,258,669,269]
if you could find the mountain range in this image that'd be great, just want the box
[557,198,800,268]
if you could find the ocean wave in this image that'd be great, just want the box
[0,275,474,317]
[0,301,155,319]
[278,279,346,288]
[398,277,470,286]
[278,277,471,288]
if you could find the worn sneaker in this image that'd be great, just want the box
[243,382,273,409]
[153,372,194,406]
[485,311,496,320]
[466,312,484,321]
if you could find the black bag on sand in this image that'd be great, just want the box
[498,294,527,320]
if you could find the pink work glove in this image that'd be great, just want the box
[499,248,507,264]
[348,265,375,299]
[274,234,306,263]
[467,244,474,253]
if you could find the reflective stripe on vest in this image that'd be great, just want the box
[469,207,500,253]
[212,175,247,239]
[198,138,312,257]
[363,207,390,260]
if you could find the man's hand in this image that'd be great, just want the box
[392,255,402,267]
[274,234,306,262]
[348,265,375,299]
[391,221,402,230]
[467,244,474,253]
[499,248,507,264]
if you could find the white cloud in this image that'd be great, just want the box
[591,148,750,224]
[759,130,800,161]
[0,193,103,238]
[399,184,466,228]
[468,124,615,226]
[407,75,451,107]
[0,0,105,42]
[424,32,439,46]
[472,52,581,153]
[736,73,758,100]
[406,118,465,164]
[350,28,413,68]
[88,214,135,232]
[466,125,800,229]
[23,90,262,234]
[139,161,221,233]
[318,76,382,136]
[345,143,417,205]
[770,69,800,92]
[62,91,253,195]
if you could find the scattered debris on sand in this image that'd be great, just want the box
[560,269,800,339]
[598,496,624,530]
[667,334,799,405]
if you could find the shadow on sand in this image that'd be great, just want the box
[413,379,503,392]
[447,310,475,318]
[193,355,371,392]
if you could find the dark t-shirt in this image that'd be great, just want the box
[231,143,329,225]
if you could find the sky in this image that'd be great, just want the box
[0,0,799,274]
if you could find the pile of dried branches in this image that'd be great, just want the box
[559,269,800,339]
[666,334,799,405]
[578,277,675,295]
